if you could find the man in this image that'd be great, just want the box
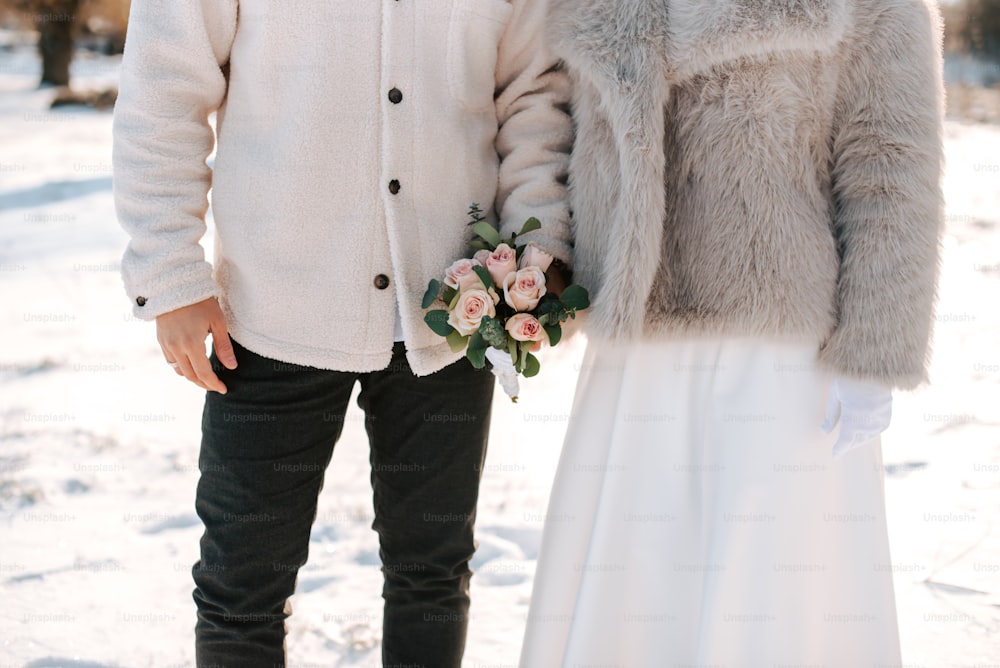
[112,1,572,665]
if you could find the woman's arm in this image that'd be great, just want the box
[820,0,945,390]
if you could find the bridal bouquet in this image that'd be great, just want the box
[422,205,589,401]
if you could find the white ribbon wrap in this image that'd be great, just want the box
[485,347,520,401]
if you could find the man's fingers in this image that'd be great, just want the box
[190,350,228,394]
[544,265,569,298]
[174,354,211,391]
[162,340,215,392]
[155,298,233,393]
[210,319,238,370]
[163,352,183,375]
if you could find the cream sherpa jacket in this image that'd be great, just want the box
[551,0,945,389]
[114,0,571,376]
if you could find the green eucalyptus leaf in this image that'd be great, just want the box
[543,324,562,347]
[559,284,591,311]
[471,264,495,290]
[421,279,442,309]
[480,315,508,349]
[445,287,460,310]
[471,221,501,248]
[523,351,541,378]
[424,310,455,337]
[516,342,529,373]
[466,330,488,368]
[518,217,542,236]
[467,346,486,369]
[468,329,487,351]
[536,298,563,315]
[446,329,469,353]
[536,300,568,325]
[467,203,486,223]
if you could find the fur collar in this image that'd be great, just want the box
[550,0,850,83]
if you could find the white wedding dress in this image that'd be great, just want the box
[520,338,901,667]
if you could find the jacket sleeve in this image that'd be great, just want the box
[113,0,238,320]
[818,0,945,390]
[493,0,574,266]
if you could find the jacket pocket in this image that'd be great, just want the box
[446,0,514,112]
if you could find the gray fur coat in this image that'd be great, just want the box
[550,0,944,389]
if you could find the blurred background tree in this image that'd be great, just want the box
[940,0,1000,123]
[943,0,1000,61]
[0,0,998,113]
[0,0,128,87]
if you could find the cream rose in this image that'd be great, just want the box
[503,267,547,312]
[448,288,499,336]
[473,249,491,267]
[505,313,547,342]
[518,244,554,272]
[486,243,517,287]
[444,258,484,292]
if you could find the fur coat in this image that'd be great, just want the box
[550,0,944,389]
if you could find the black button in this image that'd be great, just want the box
[374,274,390,290]
[136,296,147,307]
[388,88,403,104]
[388,179,401,195]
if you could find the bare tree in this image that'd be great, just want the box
[37,0,79,86]
[946,0,1000,59]
[963,0,1000,59]
[0,0,128,87]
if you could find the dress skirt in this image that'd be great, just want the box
[520,338,901,668]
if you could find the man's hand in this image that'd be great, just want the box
[519,244,570,299]
[531,260,572,352]
[544,260,570,299]
[517,246,571,351]
[156,297,238,393]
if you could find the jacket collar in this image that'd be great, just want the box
[550,0,850,84]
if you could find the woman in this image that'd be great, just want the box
[521,0,944,665]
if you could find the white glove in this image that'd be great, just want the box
[821,377,893,460]
[485,347,520,401]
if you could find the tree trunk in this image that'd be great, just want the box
[37,0,79,86]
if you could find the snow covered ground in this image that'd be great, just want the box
[1,35,998,668]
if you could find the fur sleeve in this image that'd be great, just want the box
[818,0,945,389]
[113,0,238,320]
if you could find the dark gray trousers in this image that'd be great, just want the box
[192,340,494,667]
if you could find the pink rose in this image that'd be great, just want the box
[448,288,499,336]
[518,244,554,272]
[503,267,547,312]
[473,249,491,267]
[444,258,485,292]
[505,313,547,342]
[486,243,517,287]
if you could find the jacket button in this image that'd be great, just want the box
[388,179,401,195]
[374,274,390,290]
[388,88,403,104]
[136,296,147,307]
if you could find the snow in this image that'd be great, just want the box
[1,35,998,667]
